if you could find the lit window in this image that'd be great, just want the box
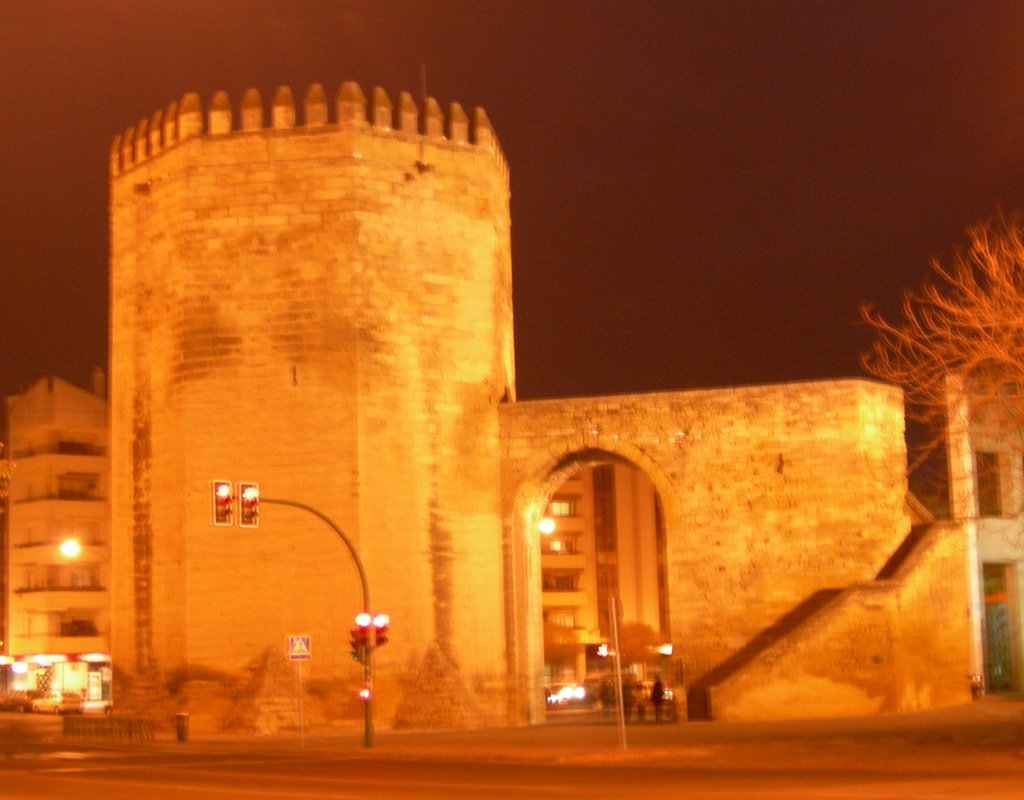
[549,500,575,517]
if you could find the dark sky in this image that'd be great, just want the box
[4,1,1024,402]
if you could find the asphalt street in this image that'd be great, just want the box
[1,697,1022,798]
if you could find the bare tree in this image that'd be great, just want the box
[861,211,1024,517]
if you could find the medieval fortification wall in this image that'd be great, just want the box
[108,79,970,731]
[109,82,514,729]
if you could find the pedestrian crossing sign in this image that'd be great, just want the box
[287,635,311,660]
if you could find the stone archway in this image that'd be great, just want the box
[506,441,682,723]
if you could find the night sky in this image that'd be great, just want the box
[5,1,1024,402]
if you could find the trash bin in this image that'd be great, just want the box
[174,712,190,743]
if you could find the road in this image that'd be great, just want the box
[3,750,1020,799]
[0,706,1021,799]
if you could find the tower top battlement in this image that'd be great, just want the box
[109,81,504,178]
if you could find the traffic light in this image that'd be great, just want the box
[358,686,371,702]
[238,482,259,528]
[373,613,390,648]
[349,628,366,663]
[211,480,233,526]
[351,612,372,662]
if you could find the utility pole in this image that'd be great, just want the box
[260,497,375,749]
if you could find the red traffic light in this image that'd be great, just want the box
[373,613,389,648]
[238,482,259,528]
[211,480,233,526]
[358,687,371,702]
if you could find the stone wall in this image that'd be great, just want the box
[109,82,513,729]
[499,379,913,721]
[708,522,971,719]
[108,79,968,730]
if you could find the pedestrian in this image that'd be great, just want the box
[599,678,615,717]
[651,677,665,723]
[621,679,634,720]
[632,681,646,723]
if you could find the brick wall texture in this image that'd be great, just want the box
[109,83,971,730]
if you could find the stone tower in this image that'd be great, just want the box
[108,82,514,728]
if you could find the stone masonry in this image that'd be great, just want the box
[109,80,971,730]
[109,83,513,729]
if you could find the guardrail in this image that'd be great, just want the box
[63,716,154,742]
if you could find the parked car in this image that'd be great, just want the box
[545,683,594,707]
[0,691,36,712]
[31,691,84,714]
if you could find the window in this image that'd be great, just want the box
[542,574,577,592]
[61,618,99,637]
[545,611,576,628]
[548,499,575,517]
[58,472,100,500]
[976,451,1002,517]
[542,538,579,555]
[71,570,94,589]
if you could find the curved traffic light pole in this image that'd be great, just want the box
[261,497,375,749]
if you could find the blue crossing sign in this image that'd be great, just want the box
[287,635,311,660]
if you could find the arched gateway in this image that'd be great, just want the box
[500,384,972,721]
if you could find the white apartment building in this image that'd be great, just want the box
[1,374,111,708]
[541,462,668,683]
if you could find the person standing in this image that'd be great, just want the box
[650,677,666,723]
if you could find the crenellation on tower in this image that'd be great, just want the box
[422,97,444,138]
[120,126,134,171]
[240,89,262,131]
[272,86,296,129]
[447,103,468,144]
[108,81,509,191]
[109,134,121,176]
[396,91,418,133]
[178,92,203,139]
[148,110,163,155]
[163,101,178,147]
[134,119,148,164]
[208,90,232,135]
[370,86,392,128]
[336,81,366,123]
[304,83,328,127]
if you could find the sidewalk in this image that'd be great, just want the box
[145,696,1024,773]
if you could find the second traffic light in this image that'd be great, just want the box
[211,480,233,526]
[238,482,259,528]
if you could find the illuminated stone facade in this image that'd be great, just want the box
[109,82,971,730]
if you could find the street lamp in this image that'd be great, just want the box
[539,516,556,535]
[59,538,81,559]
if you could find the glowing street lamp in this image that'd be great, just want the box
[538,517,556,535]
[59,538,82,559]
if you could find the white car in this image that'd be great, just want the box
[31,691,84,714]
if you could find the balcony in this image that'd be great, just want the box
[10,586,107,612]
[10,542,107,565]
[13,441,106,458]
[541,590,586,607]
[14,490,105,503]
[541,552,586,571]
